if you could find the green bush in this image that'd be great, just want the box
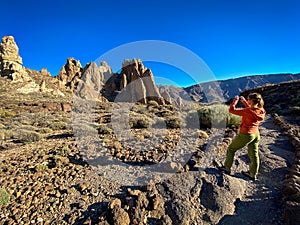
[13,129,43,143]
[130,112,152,129]
[35,163,48,172]
[0,188,10,205]
[210,104,229,128]
[38,127,53,134]
[148,100,159,107]
[73,122,98,136]
[0,108,16,118]
[196,104,241,129]
[56,144,71,156]
[49,121,68,130]
[166,116,183,128]
[227,113,242,127]
[96,124,113,135]
[0,129,13,140]
[197,106,212,128]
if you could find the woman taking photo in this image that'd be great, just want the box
[218,93,266,181]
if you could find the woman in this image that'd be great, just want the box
[219,93,266,181]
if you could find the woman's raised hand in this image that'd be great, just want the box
[240,96,246,102]
[232,95,239,105]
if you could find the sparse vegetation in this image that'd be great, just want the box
[148,100,159,107]
[0,188,10,205]
[56,144,71,156]
[13,129,43,143]
[166,116,183,128]
[49,121,68,130]
[73,123,98,136]
[35,163,48,172]
[0,129,13,140]
[0,108,16,118]
[130,112,152,129]
[38,127,53,134]
[196,104,241,128]
[96,124,113,135]
[1,36,300,225]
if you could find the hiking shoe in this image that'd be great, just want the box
[213,160,231,175]
[242,171,257,181]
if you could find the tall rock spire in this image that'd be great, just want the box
[0,36,31,81]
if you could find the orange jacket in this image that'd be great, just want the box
[229,98,266,134]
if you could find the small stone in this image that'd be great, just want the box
[78,182,89,192]
[127,188,142,196]
[109,198,122,209]
[16,191,22,198]
[82,195,89,201]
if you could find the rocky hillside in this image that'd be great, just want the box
[0,35,300,224]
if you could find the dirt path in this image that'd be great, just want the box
[217,115,294,225]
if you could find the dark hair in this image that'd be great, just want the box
[248,93,264,108]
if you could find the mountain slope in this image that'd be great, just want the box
[161,73,300,103]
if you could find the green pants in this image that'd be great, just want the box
[224,132,260,176]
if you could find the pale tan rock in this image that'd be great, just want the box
[57,57,82,90]
[0,36,31,81]
[40,80,46,92]
[40,68,50,76]
[103,59,164,104]
[109,198,122,209]
[111,207,130,225]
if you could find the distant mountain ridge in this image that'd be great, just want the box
[160,73,300,103]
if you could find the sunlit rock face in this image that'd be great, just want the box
[0,36,31,81]
[103,59,165,104]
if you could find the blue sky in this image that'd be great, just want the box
[1,0,300,87]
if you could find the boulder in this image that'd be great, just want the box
[157,171,246,224]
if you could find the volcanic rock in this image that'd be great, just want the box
[103,59,165,104]
[57,57,83,91]
[76,62,107,102]
[0,36,31,81]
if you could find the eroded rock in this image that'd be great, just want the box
[0,36,31,81]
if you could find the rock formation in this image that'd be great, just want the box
[40,68,51,76]
[160,88,172,104]
[57,57,83,91]
[103,59,165,104]
[76,62,107,102]
[99,61,113,82]
[0,36,31,81]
